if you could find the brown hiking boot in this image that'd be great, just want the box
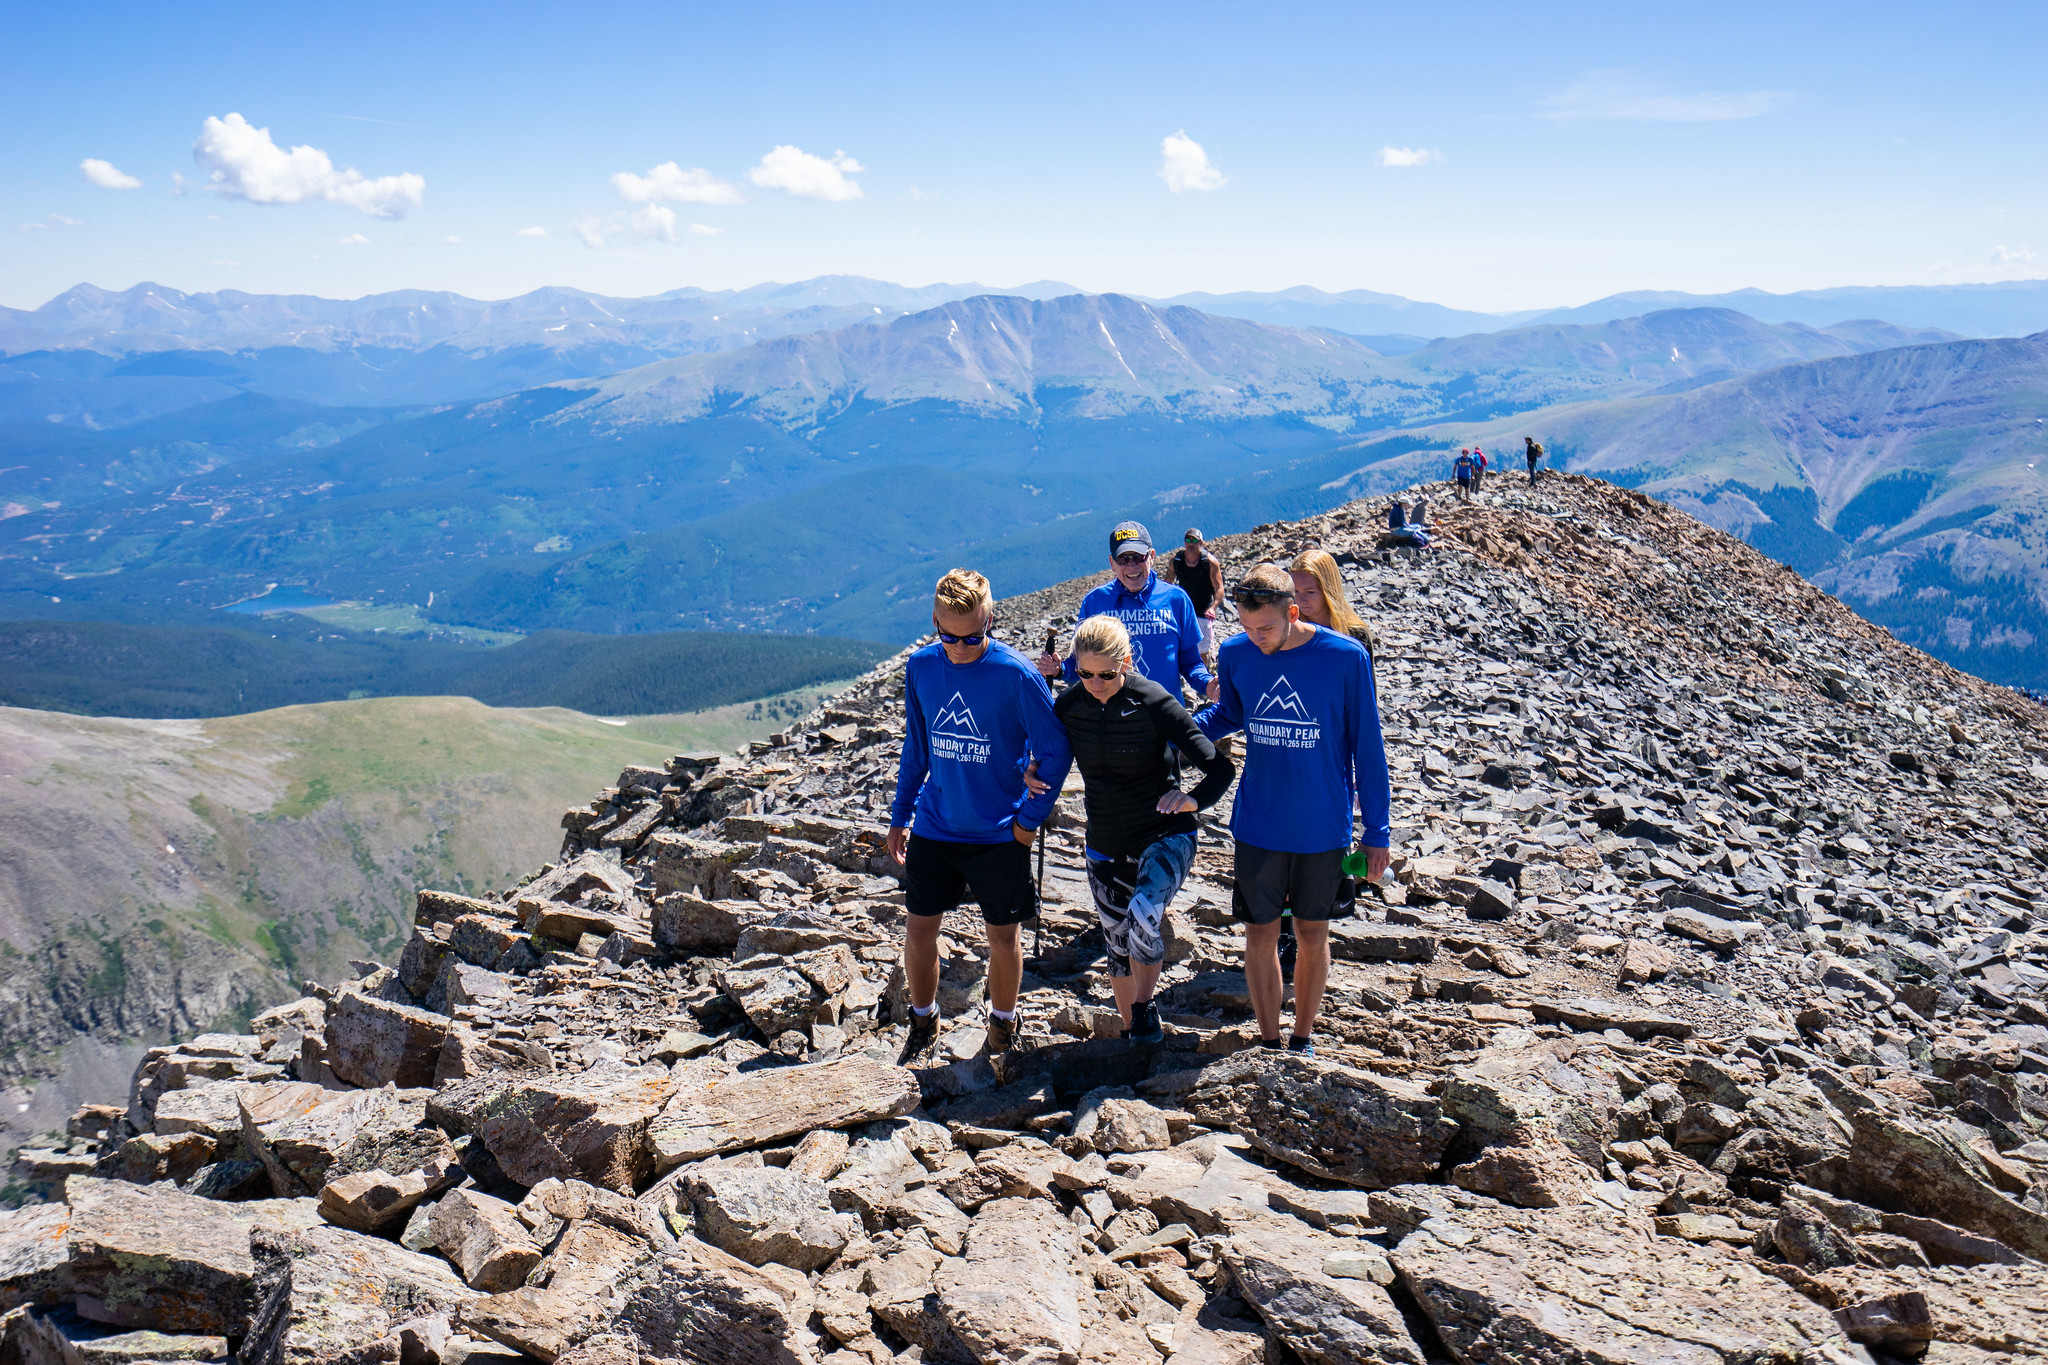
[984,1012,1019,1054]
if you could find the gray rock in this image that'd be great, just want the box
[1223,1221,1425,1365]
[648,1055,920,1170]
[326,993,452,1089]
[1393,1198,1851,1362]
[935,1198,1081,1365]
[242,1224,474,1365]
[474,1059,676,1194]
[682,1166,854,1271]
[1183,1051,1456,1187]
[429,1190,543,1293]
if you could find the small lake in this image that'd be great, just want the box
[219,585,338,614]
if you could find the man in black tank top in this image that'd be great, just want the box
[1166,528,1223,667]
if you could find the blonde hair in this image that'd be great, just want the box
[1289,549,1373,648]
[933,568,992,618]
[1072,615,1133,665]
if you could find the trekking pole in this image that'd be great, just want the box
[1034,624,1057,963]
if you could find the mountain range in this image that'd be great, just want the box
[2,277,2044,693]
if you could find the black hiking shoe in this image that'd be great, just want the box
[897,1008,940,1065]
[1288,1034,1316,1057]
[1128,1000,1164,1045]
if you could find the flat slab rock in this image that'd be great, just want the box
[65,1178,323,1337]
[1183,1051,1456,1188]
[1223,1220,1426,1365]
[1392,1196,1854,1363]
[475,1059,676,1194]
[1816,1263,2048,1361]
[647,1054,920,1169]
[243,1224,475,1365]
[1527,995,1694,1039]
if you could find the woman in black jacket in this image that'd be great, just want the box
[1028,614,1234,1043]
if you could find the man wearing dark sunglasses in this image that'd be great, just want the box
[889,568,1072,1061]
[1037,520,1215,703]
[1194,564,1392,1057]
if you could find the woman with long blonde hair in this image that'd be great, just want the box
[1288,549,1373,652]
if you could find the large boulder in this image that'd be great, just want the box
[935,1198,1082,1365]
[1222,1221,1426,1365]
[681,1167,855,1272]
[1827,1107,2048,1262]
[64,1179,322,1336]
[475,1060,677,1194]
[324,993,451,1089]
[243,1088,426,1200]
[0,1203,75,1310]
[1815,1263,2048,1360]
[428,1190,543,1293]
[1392,1195,1853,1362]
[1438,1030,1622,1208]
[1183,1051,1456,1188]
[647,1055,920,1170]
[241,1224,475,1365]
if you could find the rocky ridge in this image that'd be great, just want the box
[7,472,2048,1365]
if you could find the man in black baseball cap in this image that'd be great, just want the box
[1038,519,1213,701]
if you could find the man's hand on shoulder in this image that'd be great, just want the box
[887,827,910,864]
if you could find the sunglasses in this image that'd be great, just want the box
[1114,553,1149,566]
[933,615,995,645]
[1076,667,1123,681]
[1232,587,1294,607]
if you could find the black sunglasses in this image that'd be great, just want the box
[1114,553,1150,566]
[1232,586,1294,608]
[1076,667,1123,681]
[933,615,995,645]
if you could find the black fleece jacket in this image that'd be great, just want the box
[1051,673,1234,858]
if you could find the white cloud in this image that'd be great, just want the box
[18,214,84,231]
[1159,131,1225,193]
[688,222,720,236]
[193,112,424,217]
[1541,72,1793,122]
[572,211,611,248]
[443,235,462,244]
[340,232,370,244]
[611,162,744,205]
[81,158,141,189]
[172,173,190,197]
[630,204,678,241]
[748,145,864,201]
[1992,244,2036,264]
[515,225,549,238]
[1378,146,1438,168]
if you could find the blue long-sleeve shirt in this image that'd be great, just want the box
[1062,573,1214,694]
[892,639,1074,843]
[1194,625,1392,853]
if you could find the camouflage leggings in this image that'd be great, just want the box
[1086,832,1196,977]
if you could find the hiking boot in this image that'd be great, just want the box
[1287,1034,1316,1057]
[983,1012,1018,1055]
[1128,1000,1164,1045]
[897,1008,941,1065]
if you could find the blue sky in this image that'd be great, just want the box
[4,1,2044,311]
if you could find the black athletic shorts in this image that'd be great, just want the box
[903,832,1038,926]
[1231,842,1357,925]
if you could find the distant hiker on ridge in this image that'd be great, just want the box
[1194,564,1392,1055]
[1023,615,1234,1043]
[890,568,1072,1061]
[1473,446,1489,492]
[1525,435,1545,484]
[1038,520,1216,703]
[1161,527,1225,671]
[1454,449,1476,501]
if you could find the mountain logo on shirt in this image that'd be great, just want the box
[1253,677,1316,725]
[932,692,988,741]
